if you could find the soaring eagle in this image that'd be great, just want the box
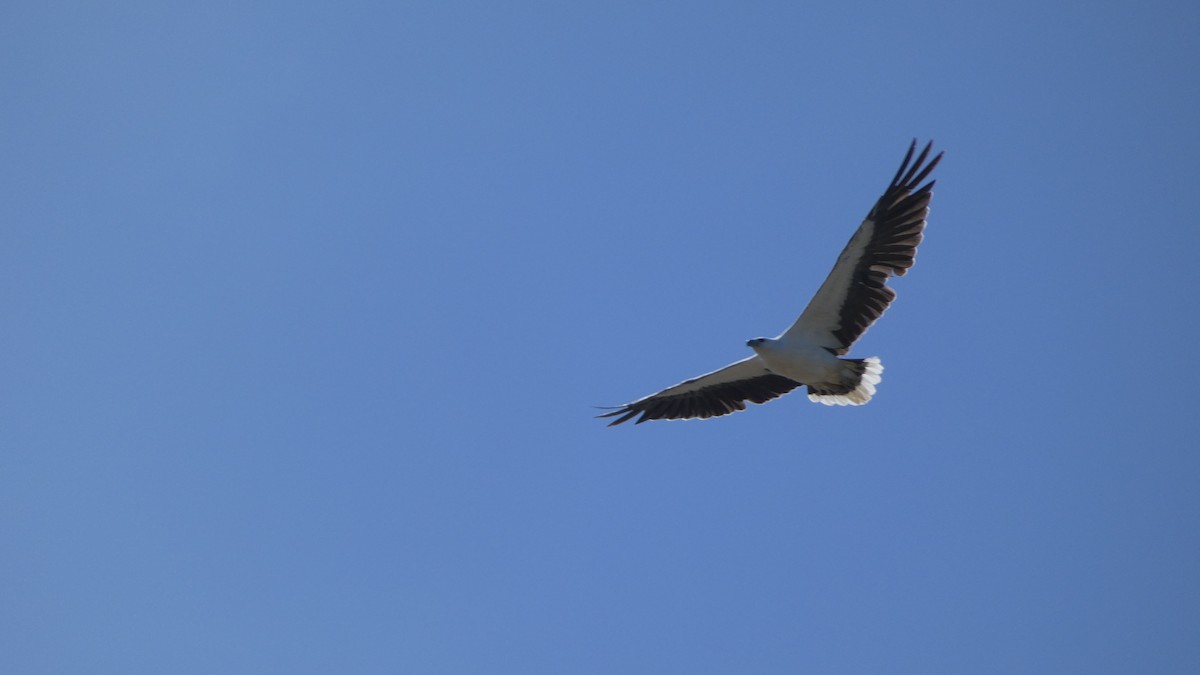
[599,140,942,426]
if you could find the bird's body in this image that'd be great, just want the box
[749,338,879,405]
[599,140,942,426]
[747,338,835,388]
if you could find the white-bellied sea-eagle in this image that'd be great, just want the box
[599,140,942,426]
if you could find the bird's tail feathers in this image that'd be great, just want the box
[807,357,883,406]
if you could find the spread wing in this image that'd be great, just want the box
[782,140,942,354]
[597,356,801,426]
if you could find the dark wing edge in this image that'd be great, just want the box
[597,372,801,426]
[828,139,942,352]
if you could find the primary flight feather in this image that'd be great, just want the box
[599,140,943,426]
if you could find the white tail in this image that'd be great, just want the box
[807,357,883,406]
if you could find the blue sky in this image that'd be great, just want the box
[4,1,1199,673]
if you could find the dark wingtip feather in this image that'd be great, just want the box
[888,139,918,188]
[898,141,932,186]
[596,403,648,426]
[908,149,943,189]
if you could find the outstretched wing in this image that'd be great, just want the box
[598,356,801,426]
[782,140,942,354]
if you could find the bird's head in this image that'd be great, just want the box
[746,337,770,351]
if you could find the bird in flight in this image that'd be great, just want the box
[599,140,943,426]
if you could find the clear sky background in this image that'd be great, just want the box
[4,1,1199,673]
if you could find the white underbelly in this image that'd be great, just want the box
[757,344,844,384]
